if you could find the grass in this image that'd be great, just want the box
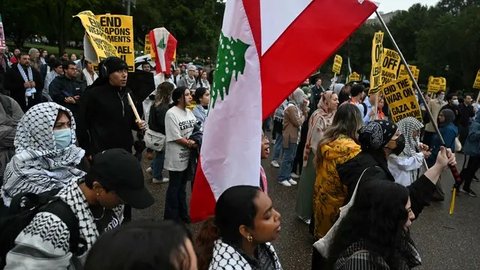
[6,41,84,56]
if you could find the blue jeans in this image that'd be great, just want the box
[278,142,298,181]
[151,150,165,179]
[272,133,283,161]
[164,169,190,223]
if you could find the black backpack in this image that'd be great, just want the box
[0,190,80,268]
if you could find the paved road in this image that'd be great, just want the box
[134,151,480,270]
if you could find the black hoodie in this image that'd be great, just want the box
[76,83,139,156]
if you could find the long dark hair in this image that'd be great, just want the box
[195,185,261,270]
[316,103,363,165]
[85,220,193,270]
[329,180,410,268]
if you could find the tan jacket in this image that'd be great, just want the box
[282,103,305,147]
[425,99,447,132]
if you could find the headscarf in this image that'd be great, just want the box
[291,88,306,107]
[2,102,86,206]
[303,91,337,166]
[358,120,398,151]
[396,117,423,156]
[438,108,455,128]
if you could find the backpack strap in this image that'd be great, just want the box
[40,198,81,254]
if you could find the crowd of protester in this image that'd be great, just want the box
[0,45,478,270]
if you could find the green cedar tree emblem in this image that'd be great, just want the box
[210,32,249,109]
[158,37,166,49]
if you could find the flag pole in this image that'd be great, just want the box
[375,11,461,214]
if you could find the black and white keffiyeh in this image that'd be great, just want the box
[1,102,85,206]
[17,64,36,97]
[209,239,282,270]
[359,120,398,151]
[396,117,424,156]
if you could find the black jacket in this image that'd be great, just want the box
[48,75,86,115]
[148,103,170,134]
[77,83,139,155]
[337,151,435,218]
[457,103,475,127]
[4,64,43,112]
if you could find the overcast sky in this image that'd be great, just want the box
[376,0,441,13]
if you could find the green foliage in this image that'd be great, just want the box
[327,0,480,91]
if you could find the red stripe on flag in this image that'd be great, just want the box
[148,31,161,74]
[190,157,216,222]
[165,34,177,75]
[253,0,377,119]
[243,0,261,56]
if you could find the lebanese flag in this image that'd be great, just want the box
[190,0,377,222]
[149,27,177,75]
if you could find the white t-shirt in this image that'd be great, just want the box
[164,106,196,171]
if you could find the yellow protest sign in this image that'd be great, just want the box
[380,48,401,85]
[382,77,422,123]
[369,31,384,93]
[332,54,342,74]
[398,64,420,84]
[144,34,156,59]
[74,11,118,64]
[474,70,480,89]
[348,72,361,82]
[97,14,135,72]
[427,76,446,93]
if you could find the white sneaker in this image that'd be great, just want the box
[279,180,292,187]
[270,160,280,168]
[152,177,169,184]
[146,167,153,174]
[290,172,300,179]
[288,179,297,185]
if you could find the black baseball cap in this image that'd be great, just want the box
[90,149,154,209]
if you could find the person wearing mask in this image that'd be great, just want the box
[459,110,480,197]
[337,120,456,213]
[1,102,85,207]
[457,94,475,144]
[192,87,210,127]
[77,56,146,158]
[426,109,458,201]
[49,61,86,117]
[329,146,454,270]
[163,86,197,223]
[85,220,197,270]
[312,104,363,238]
[4,52,43,112]
[388,117,430,187]
[423,91,447,146]
[4,148,154,269]
[195,186,282,270]
[441,93,460,123]
[296,91,338,224]
[277,89,307,187]
[147,82,174,184]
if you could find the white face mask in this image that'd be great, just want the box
[452,100,459,106]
